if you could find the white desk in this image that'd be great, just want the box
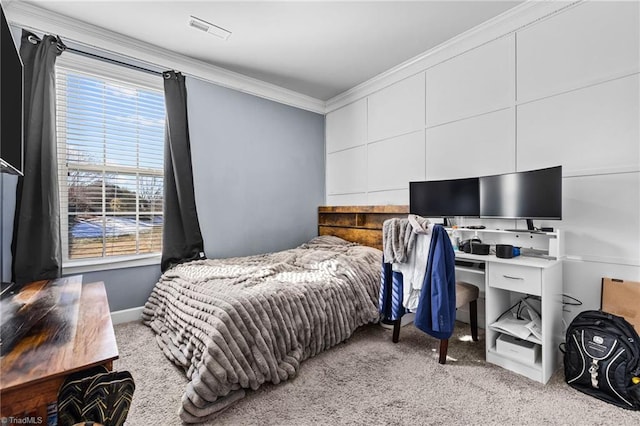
[454,239,563,384]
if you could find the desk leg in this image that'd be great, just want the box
[392,320,401,343]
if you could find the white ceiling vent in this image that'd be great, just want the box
[189,16,231,40]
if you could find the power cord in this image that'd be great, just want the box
[495,295,539,322]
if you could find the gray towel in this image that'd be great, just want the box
[382,215,430,263]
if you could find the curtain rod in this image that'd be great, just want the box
[66,46,164,77]
[26,33,165,76]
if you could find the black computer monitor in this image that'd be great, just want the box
[410,177,480,218]
[480,166,562,230]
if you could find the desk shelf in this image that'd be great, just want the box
[448,227,564,260]
[486,345,544,382]
[488,325,542,346]
[455,265,486,275]
[448,227,559,237]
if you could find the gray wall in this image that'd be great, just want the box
[186,77,325,258]
[81,265,162,311]
[1,74,325,311]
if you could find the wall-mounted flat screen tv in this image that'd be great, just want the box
[1,6,24,175]
[479,166,562,221]
[410,177,480,218]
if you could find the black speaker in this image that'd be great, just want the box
[460,237,482,253]
[496,244,514,259]
[471,243,490,255]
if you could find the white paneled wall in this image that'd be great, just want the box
[367,130,425,191]
[325,98,367,153]
[517,75,639,175]
[426,35,515,127]
[325,98,368,202]
[562,172,640,266]
[516,1,640,102]
[368,73,425,142]
[326,146,367,195]
[367,189,408,206]
[326,192,368,206]
[325,0,640,325]
[426,108,515,180]
[325,73,426,202]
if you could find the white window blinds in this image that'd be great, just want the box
[55,54,165,262]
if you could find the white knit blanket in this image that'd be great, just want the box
[142,236,381,423]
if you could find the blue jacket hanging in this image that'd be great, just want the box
[379,224,456,339]
[413,225,456,339]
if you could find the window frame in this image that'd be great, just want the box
[55,53,165,274]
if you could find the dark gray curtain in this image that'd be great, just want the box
[161,71,205,272]
[11,31,65,285]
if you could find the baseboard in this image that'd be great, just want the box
[111,306,144,325]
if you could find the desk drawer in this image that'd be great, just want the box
[488,263,541,295]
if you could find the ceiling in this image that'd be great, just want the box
[18,1,523,101]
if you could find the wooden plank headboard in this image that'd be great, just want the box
[318,205,409,250]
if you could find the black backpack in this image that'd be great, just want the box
[564,310,640,410]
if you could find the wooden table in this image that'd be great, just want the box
[0,276,118,423]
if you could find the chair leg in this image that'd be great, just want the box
[469,299,479,342]
[439,339,448,364]
[392,319,401,343]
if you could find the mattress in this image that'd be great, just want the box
[142,235,381,423]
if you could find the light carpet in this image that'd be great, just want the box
[114,320,640,425]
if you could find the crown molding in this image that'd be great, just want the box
[325,0,583,113]
[5,1,584,116]
[5,1,326,114]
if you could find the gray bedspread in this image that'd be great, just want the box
[142,235,382,423]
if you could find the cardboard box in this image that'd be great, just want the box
[602,278,640,334]
[496,333,540,364]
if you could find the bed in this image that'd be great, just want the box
[142,205,408,423]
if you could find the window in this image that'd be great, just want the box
[55,54,165,266]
